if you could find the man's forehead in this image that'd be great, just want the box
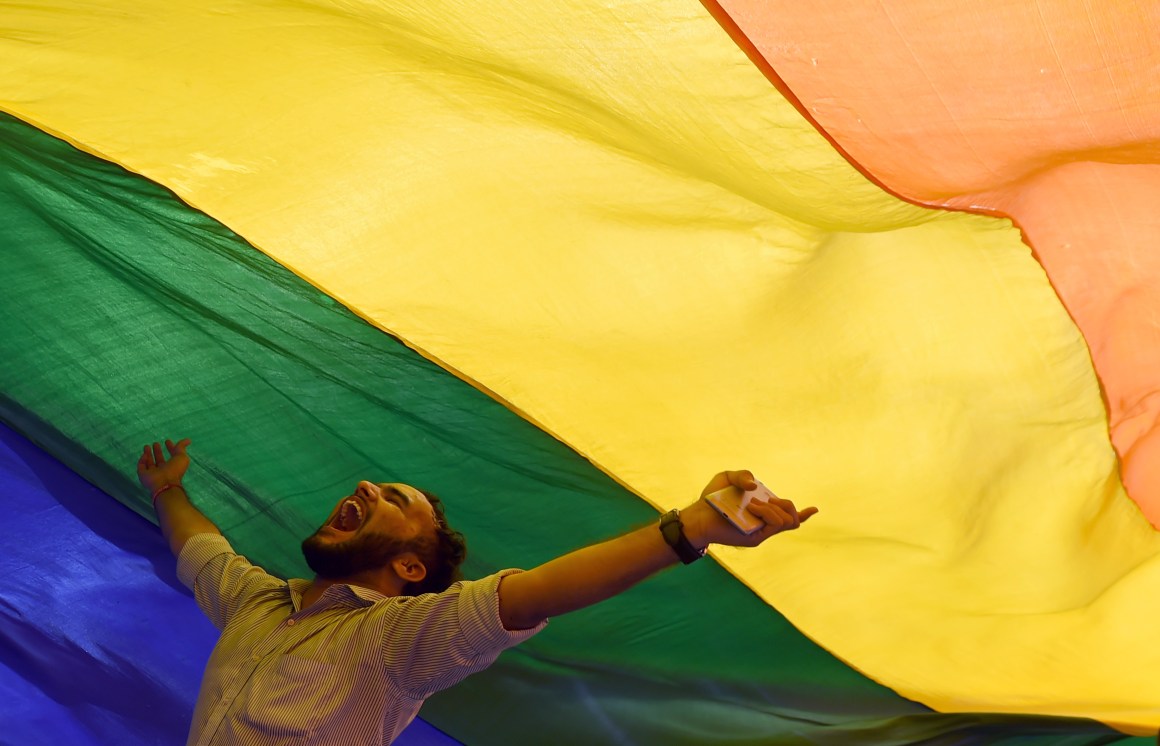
[382,482,438,522]
[384,481,424,503]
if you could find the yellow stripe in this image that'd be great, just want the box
[2,0,1157,731]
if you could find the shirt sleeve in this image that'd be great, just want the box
[382,569,546,699]
[176,532,286,631]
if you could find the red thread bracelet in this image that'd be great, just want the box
[150,483,183,506]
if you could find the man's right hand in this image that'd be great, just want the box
[137,438,192,495]
[137,437,221,557]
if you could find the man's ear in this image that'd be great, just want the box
[390,552,428,585]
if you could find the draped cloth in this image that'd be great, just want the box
[1,0,1158,740]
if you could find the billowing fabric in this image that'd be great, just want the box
[713,0,1160,526]
[0,421,460,746]
[0,0,1157,738]
[0,111,1144,745]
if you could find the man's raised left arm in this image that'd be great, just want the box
[497,470,816,630]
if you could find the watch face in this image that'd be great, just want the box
[659,511,701,563]
[659,511,682,544]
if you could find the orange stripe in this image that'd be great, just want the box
[714,0,1160,526]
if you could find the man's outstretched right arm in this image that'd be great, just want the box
[137,438,221,558]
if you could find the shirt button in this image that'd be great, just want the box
[286,619,296,626]
[252,654,261,662]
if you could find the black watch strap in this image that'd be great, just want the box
[659,509,704,564]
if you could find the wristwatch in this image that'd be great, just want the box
[659,509,704,564]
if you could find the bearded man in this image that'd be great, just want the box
[138,437,816,745]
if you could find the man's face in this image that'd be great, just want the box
[301,481,438,579]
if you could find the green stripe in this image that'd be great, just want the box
[0,111,1143,745]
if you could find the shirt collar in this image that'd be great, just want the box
[288,578,391,612]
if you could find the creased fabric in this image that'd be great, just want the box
[0,0,1157,735]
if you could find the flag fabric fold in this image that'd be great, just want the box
[713,0,1160,526]
[1,0,1157,739]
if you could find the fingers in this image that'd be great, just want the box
[165,438,190,456]
[747,497,818,533]
[769,501,797,529]
[726,470,757,492]
[749,498,788,527]
[771,498,799,529]
[702,469,758,498]
[142,438,192,466]
[745,498,787,529]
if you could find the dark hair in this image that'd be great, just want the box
[401,489,467,596]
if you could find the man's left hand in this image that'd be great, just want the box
[683,469,817,549]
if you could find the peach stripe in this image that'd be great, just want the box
[713,0,1160,525]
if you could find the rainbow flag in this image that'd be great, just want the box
[1,1,1157,742]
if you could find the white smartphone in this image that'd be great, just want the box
[703,481,774,535]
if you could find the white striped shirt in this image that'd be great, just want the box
[177,533,545,745]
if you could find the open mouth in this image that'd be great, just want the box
[330,498,366,533]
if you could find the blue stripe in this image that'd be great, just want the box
[0,421,461,746]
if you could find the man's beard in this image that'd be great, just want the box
[301,528,417,579]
